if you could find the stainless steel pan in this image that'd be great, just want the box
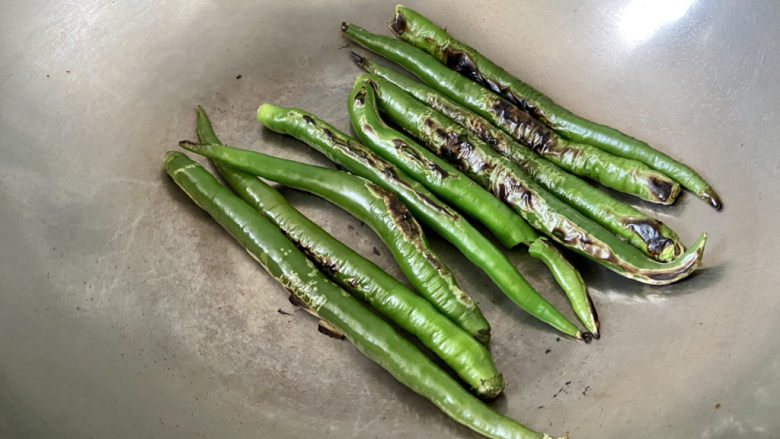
[2,1,778,437]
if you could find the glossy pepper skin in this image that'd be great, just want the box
[177,141,491,343]
[367,74,708,285]
[345,74,538,250]
[341,22,681,206]
[391,5,722,210]
[195,107,504,398]
[258,102,582,340]
[164,152,560,439]
[528,238,598,337]
[348,81,595,337]
[354,59,685,263]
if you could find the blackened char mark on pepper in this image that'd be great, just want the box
[425,118,495,176]
[353,87,367,106]
[390,138,450,180]
[338,131,458,220]
[550,225,618,263]
[624,219,674,256]
[288,292,311,311]
[490,99,555,152]
[441,48,547,123]
[361,123,375,136]
[350,51,368,70]
[379,165,459,220]
[647,176,675,202]
[379,187,423,241]
[424,253,444,272]
[464,117,498,147]
[322,127,336,144]
[494,176,536,211]
[289,236,342,276]
[390,11,407,34]
[302,115,316,125]
[317,320,345,339]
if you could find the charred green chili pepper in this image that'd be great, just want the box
[345,82,593,337]
[528,238,597,337]
[178,141,491,343]
[353,59,684,263]
[254,103,581,340]
[164,151,560,439]
[341,22,681,205]
[348,78,537,251]
[390,5,722,210]
[196,106,504,397]
[366,73,707,285]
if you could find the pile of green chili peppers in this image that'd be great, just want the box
[164,6,718,439]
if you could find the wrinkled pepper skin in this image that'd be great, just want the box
[259,102,582,339]
[341,22,681,205]
[178,140,491,343]
[367,75,707,285]
[195,107,504,398]
[345,73,538,249]
[164,151,560,439]
[354,60,684,263]
[391,5,721,210]
[348,83,593,338]
[528,238,598,337]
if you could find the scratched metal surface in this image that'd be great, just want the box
[1,1,779,438]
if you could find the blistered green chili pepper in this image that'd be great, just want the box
[390,5,722,209]
[345,81,594,338]
[528,238,598,337]
[195,107,504,397]
[164,151,561,439]
[353,58,684,262]
[178,140,491,342]
[366,72,707,285]
[341,22,681,205]
[253,103,582,340]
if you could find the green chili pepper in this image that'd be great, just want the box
[367,72,707,285]
[254,103,581,340]
[347,74,538,250]
[347,81,595,337]
[528,238,598,337]
[178,140,491,343]
[196,106,504,397]
[341,22,681,206]
[165,151,561,439]
[390,5,722,210]
[354,59,685,263]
